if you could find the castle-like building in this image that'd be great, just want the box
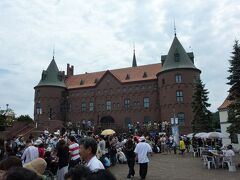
[34,35,201,134]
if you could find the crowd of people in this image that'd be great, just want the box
[0,127,187,180]
[0,127,236,180]
[0,129,117,180]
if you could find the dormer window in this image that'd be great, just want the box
[125,74,130,80]
[174,52,180,62]
[143,72,147,78]
[58,71,64,81]
[80,79,84,85]
[94,78,98,84]
[41,71,47,80]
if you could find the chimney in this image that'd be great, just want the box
[67,63,74,77]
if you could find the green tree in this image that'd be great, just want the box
[16,115,33,122]
[227,40,240,134]
[191,78,212,133]
[211,111,220,131]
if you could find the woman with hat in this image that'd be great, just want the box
[24,158,47,179]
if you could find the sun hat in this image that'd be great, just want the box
[24,158,47,177]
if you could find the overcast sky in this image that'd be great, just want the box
[0,0,240,117]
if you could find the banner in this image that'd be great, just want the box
[172,125,180,146]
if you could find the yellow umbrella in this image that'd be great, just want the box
[101,129,116,136]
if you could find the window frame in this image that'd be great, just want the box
[106,100,112,111]
[177,112,185,126]
[143,97,150,109]
[124,99,130,110]
[176,90,183,102]
[81,102,87,112]
[175,74,182,83]
[89,102,94,112]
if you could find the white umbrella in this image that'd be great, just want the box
[206,132,228,139]
[195,132,208,138]
[187,133,194,138]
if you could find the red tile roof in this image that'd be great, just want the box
[218,97,231,110]
[65,63,162,89]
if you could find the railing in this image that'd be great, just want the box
[10,123,34,138]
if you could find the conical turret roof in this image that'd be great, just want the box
[161,36,198,72]
[36,57,66,88]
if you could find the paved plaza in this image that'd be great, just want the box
[110,153,240,180]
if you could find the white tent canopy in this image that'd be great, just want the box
[203,132,228,139]
[187,132,228,139]
[195,132,208,138]
[187,133,194,138]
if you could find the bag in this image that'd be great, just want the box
[103,157,110,168]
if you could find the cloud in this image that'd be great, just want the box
[0,0,239,117]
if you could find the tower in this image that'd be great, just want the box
[34,56,66,129]
[157,36,201,134]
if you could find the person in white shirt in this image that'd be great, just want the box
[225,145,235,157]
[134,136,152,179]
[21,140,39,164]
[79,137,104,172]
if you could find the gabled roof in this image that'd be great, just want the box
[161,36,198,72]
[218,96,231,110]
[36,58,66,88]
[65,63,161,89]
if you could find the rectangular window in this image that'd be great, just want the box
[124,99,130,110]
[143,97,150,108]
[175,74,182,83]
[176,90,183,102]
[36,101,42,114]
[36,108,42,115]
[81,102,86,112]
[177,112,185,126]
[106,100,111,111]
[89,102,94,112]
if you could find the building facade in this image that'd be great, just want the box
[34,36,201,134]
[218,97,240,151]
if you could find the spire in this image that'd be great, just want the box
[52,45,55,60]
[132,43,137,67]
[174,19,177,37]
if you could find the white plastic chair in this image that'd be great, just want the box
[222,156,236,172]
[202,155,216,169]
